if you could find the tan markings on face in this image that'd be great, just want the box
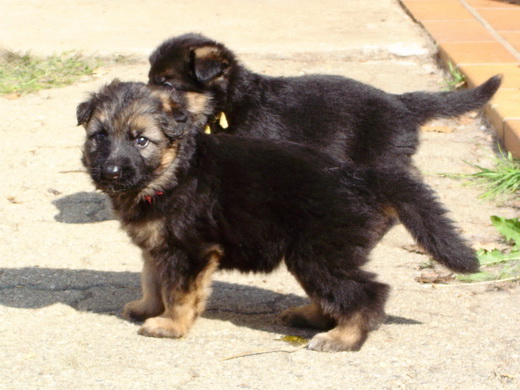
[137,252,221,338]
[138,141,180,200]
[85,110,108,135]
[159,143,178,170]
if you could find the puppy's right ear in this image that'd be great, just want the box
[191,45,231,85]
[76,101,94,126]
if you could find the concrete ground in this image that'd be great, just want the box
[0,1,519,389]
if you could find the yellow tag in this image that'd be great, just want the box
[204,124,211,134]
[219,112,228,129]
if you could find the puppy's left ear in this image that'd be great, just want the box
[191,46,231,85]
[76,101,94,126]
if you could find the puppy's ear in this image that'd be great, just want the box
[76,101,94,126]
[191,46,230,85]
[155,95,190,138]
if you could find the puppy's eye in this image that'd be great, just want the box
[135,136,149,148]
[93,131,108,141]
[163,81,174,88]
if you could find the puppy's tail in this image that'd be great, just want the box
[398,74,502,125]
[367,169,480,274]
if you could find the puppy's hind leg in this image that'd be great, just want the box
[280,302,336,330]
[123,252,164,322]
[288,259,389,352]
[309,271,389,352]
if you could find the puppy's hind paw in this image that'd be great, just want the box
[308,332,363,352]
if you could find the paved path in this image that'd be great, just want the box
[401,0,520,157]
[1,1,519,389]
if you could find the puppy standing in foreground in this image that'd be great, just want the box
[148,33,501,169]
[77,81,479,352]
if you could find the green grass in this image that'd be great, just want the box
[0,50,102,95]
[443,61,466,91]
[458,216,520,283]
[464,148,520,199]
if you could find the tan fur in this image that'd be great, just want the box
[193,46,222,60]
[185,92,209,115]
[124,219,164,249]
[138,252,220,338]
[308,312,369,352]
[123,252,164,321]
[127,112,158,136]
[138,143,180,201]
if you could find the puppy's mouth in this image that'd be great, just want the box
[87,167,145,196]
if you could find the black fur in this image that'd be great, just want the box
[148,33,502,168]
[78,82,479,351]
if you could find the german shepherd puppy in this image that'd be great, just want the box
[77,81,479,352]
[148,33,501,168]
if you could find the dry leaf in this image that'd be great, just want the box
[3,93,21,100]
[402,244,426,254]
[7,196,22,204]
[415,272,455,284]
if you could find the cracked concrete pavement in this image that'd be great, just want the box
[1,0,519,389]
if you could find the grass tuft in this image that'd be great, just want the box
[443,61,466,91]
[0,50,101,95]
[464,148,520,199]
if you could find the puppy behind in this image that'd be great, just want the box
[77,81,479,352]
[148,33,502,168]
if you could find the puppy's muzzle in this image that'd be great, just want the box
[103,163,123,180]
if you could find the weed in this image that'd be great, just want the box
[458,216,520,283]
[464,148,520,199]
[443,61,466,91]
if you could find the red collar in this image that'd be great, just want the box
[143,190,164,205]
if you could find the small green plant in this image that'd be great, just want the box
[464,148,520,199]
[0,50,101,95]
[458,216,520,282]
[444,61,466,90]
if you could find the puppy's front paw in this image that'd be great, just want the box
[138,316,188,338]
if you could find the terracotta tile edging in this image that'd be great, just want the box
[399,0,520,158]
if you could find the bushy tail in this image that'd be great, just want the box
[398,75,502,125]
[368,169,480,274]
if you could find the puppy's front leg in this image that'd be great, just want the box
[138,252,219,338]
[123,251,164,321]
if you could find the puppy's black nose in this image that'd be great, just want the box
[103,164,122,180]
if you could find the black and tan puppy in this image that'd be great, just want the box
[148,33,501,168]
[77,81,479,352]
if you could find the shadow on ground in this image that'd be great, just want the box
[0,267,421,337]
[53,192,114,223]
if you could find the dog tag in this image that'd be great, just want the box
[219,112,228,129]
[204,124,211,134]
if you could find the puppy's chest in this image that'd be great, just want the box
[123,218,166,250]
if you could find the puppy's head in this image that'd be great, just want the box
[77,80,212,198]
[148,33,235,96]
